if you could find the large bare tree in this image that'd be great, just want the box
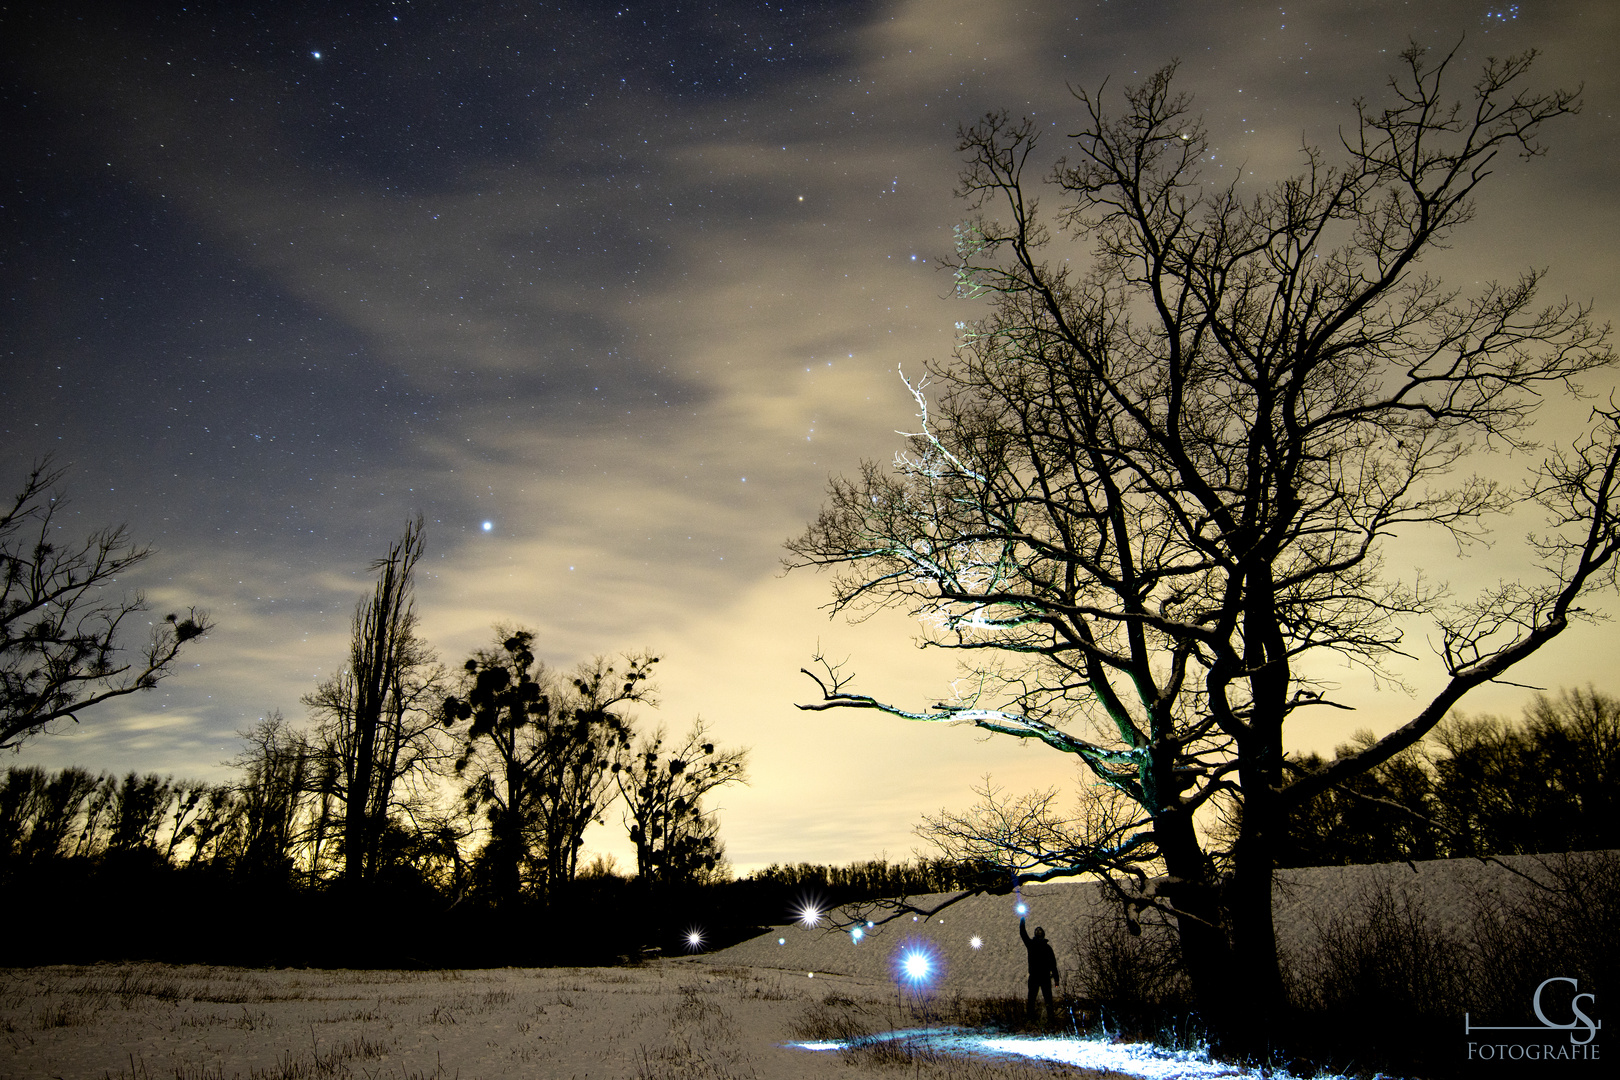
[788,46,1618,1056]
[304,519,446,890]
[1,460,210,751]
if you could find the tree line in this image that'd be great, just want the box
[0,464,988,965]
[1278,686,1619,867]
[7,517,746,899]
[0,748,984,967]
[0,506,764,965]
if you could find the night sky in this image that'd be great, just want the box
[4,0,1616,873]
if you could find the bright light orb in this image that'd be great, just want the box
[481,521,493,532]
[902,949,932,982]
[794,902,823,929]
[1015,902,1028,915]
[850,927,864,942]
[892,939,942,991]
[778,937,786,945]
[684,927,706,952]
[970,936,983,950]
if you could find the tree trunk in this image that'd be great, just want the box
[339,521,424,891]
[1157,801,1286,1062]
[1154,810,1235,1037]
[1224,838,1285,1059]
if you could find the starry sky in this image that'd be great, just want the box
[4,0,1617,874]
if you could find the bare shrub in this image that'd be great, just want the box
[1280,873,1469,1074]
[1465,851,1618,1022]
[1067,904,1193,1043]
[1297,875,1469,1020]
[635,984,755,1080]
[1278,857,1620,1076]
[789,990,890,1042]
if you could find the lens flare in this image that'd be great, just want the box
[791,890,827,929]
[683,927,706,952]
[892,938,942,991]
[850,927,864,942]
[970,935,983,949]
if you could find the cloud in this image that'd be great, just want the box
[6,0,1618,873]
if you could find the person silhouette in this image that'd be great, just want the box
[1019,915,1060,1022]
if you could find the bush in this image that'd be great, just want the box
[1280,852,1617,1077]
[1067,902,1195,1045]
[1026,853,1616,1077]
[1285,874,1471,1075]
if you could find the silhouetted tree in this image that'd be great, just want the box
[530,654,651,898]
[1,459,210,751]
[445,629,652,905]
[1,765,229,877]
[226,714,313,882]
[103,772,174,855]
[787,47,1617,1057]
[1272,686,1620,865]
[8,766,98,867]
[180,783,241,868]
[304,519,446,890]
[616,717,747,888]
[1432,686,1619,856]
[0,765,86,880]
[1270,736,1441,867]
[159,779,217,864]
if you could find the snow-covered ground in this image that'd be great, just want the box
[0,960,1221,1079]
[8,857,1585,1079]
[1,960,1338,1079]
[2,962,858,1080]
[697,853,1585,998]
[698,878,1114,999]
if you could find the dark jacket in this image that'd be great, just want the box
[1019,917,1059,980]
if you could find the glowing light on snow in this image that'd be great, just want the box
[777,937,786,945]
[794,902,823,928]
[684,927,706,952]
[850,927,864,942]
[1016,901,1028,915]
[481,521,493,532]
[792,1031,1269,1078]
[970,936,983,949]
[902,950,932,981]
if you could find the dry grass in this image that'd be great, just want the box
[10,856,1608,1080]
